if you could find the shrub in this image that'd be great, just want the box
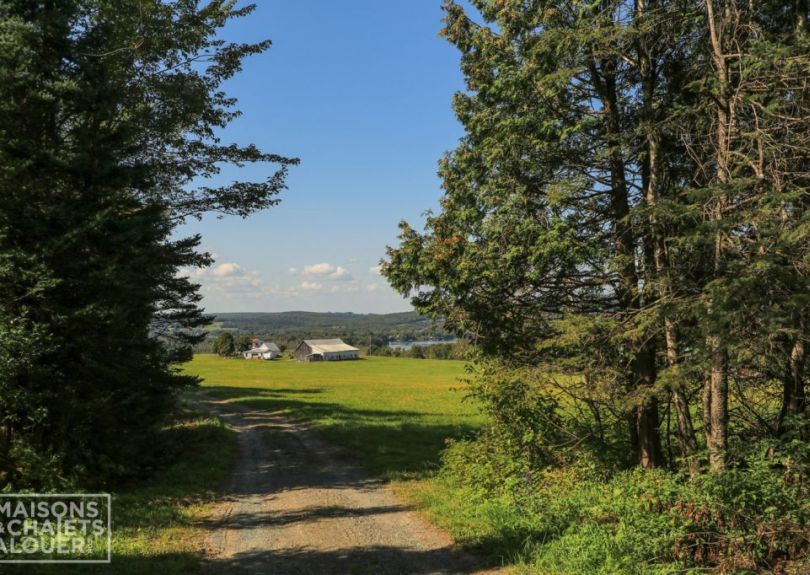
[436,432,810,573]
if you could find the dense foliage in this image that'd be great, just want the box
[385,0,810,570]
[0,0,294,489]
[212,332,236,356]
[368,340,469,360]
[436,440,810,573]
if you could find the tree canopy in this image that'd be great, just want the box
[385,0,810,474]
[0,0,295,488]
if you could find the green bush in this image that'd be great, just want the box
[435,435,810,573]
[428,360,810,572]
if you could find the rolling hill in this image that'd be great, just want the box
[203,311,451,350]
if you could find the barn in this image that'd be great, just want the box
[294,339,359,362]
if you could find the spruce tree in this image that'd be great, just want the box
[0,1,296,488]
[385,0,685,468]
[384,0,810,473]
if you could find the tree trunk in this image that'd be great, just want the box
[778,314,807,436]
[634,342,664,468]
[704,0,733,474]
[702,371,712,439]
[597,61,664,469]
[706,334,729,473]
[664,317,700,473]
[797,0,808,32]
[635,0,693,471]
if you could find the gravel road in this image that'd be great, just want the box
[197,397,502,575]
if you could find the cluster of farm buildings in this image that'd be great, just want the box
[243,338,360,362]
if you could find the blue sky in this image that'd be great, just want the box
[179,1,467,314]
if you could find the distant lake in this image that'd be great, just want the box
[388,339,457,351]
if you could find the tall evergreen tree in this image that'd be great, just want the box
[386,0,683,468]
[384,0,810,473]
[0,0,296,488]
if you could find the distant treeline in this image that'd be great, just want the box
[194,311,454,354]
[368,340,470,360]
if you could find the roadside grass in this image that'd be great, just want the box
[184,354,484,481]
[13,407,237,575]
[399,470,682,574]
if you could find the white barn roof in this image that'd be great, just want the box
[246,342,280,354]
[304,339,359,354]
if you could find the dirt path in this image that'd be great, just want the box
[197,396,501,575]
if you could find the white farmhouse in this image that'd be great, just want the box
[243,340,282,360]
[293,339,359,362]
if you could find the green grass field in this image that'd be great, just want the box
[185,354,485,480]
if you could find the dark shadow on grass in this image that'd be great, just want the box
[34,545,495,575]
[199,504,412,530]
[198,387,479,479]
[3,552,205,575]
[204,387,325,399]
[463,528,563,568]
[201,546,488,575]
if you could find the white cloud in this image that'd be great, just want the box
[290,262,354,281]
[303,262,335,275]
[179,260,396,308]
[181,262,266,299]
[211,262,244,277]
[329,267,352,280]
[329,283,360,293]
[369,265,383,276]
